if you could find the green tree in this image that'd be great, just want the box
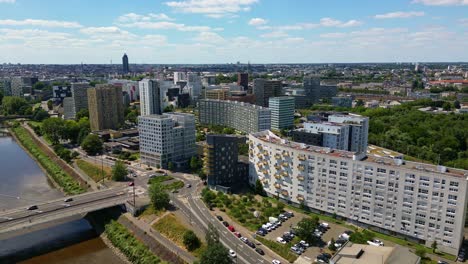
[454,100,461,109]
[112,160,128,181]
[47,100,53,110]
[183,230,201,251]
[255,179,267,196]
[329,238,337,251]
[75,109,89,120]
[442,101,452,111]
[63,120,81,144]
[148,181,170,210]
[199,242,231,264]
[415,248,426,258]
[296,217,320,244]
[190,156,200,171]
[32,108,49,121]
[431,240,437,253]
[125,111,138,124]
[80,134,103,155]
[42,117,65,145]
[1,96,28,115]
[163,105,174,112]
[32,82,45,90]
[168,161,174,170]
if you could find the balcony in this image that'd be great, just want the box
[262,169,269,175]
[263,150,269,156]
[281,190,289,196]
[282,162,289,167]
[274,174,281,179]
[274,153,281,159]
[274,164,281,170]
[297,175,305,181]
[298,154,306,161]
[297,165,305,171]
[274,183,281,189]
[263,161,268,166]
[281,171,289,177]
[297,195,305,201]
[282,151,290,157]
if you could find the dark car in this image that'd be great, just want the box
[344,230,354,235]
[27,205,38,210]
[255,248,265,255]
[247,241,256,248]
[256,230,266,236]
[317,254,329,262]
[216,215,223,221]
[222,221,229,227]
[321,253,332,259]
[64,198,73,203]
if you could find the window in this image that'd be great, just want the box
[448,195,458,201]
[377,168,386,173]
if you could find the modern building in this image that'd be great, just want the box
[87,84,124,131]
[302,122,350,150]
[253,79,282,107]
[138,113,196,169]
[204,88,229,100]
[52,85,72,103]
[328,114,369,154]
[269,97,295,130]
[303,77,338,105]
[198,99,271,134]
[11,77,38,97]
[332,96,353,108]
[249,130,468,255]
[237,73,249,91]
[185,73,202,100]
[204,134,245,189]
[122,53,129,74]
[63,82,89,120]
[202,75,216,86]
[0,78,12,96]
[226,91,256,104]
[174,72,186,84]
[139,79,165,116]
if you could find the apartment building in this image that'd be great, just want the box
[63,82,90,120]
[328,114,369,154]
[87,84,124,131]
[253,79,282,107]
[269,96,295,130]
[138,113,195,169]
[302,122,350,150]
[139,79,165,116]
[249,130,468,255]
[198,99,271,134]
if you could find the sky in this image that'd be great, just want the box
[0,0,467,64]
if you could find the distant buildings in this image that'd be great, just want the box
[237,73,249,91]
[11,77,38,97]
[204,88,229,100]
[204,134,245,189]
[52,85,72,103]
[332,96,353,108]
[174,72,186,84]
[63,83,90,120]
[199,99,271,134]
[122,53,129,74]
[87,84,124,131]
[303,76,338,105]
[185,73,202,100]
[253,79,282,107]
[269,96,295,130]
[138,113,196,169]
[0,78,12,96]
[139,79,164,116]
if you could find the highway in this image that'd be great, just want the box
[0,188,128,233]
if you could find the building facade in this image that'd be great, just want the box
[198,99,271,134]
[269,96,295,130]
[302,122,350,150]
[249,130,468,255]
[87,84,124,131]
[328,114,369,154]
[122,53,129,73]
[63,82,89,120]
[253,79,282,107]
[138,113,196,169]
[303,77,338,105]
[204,88,229,100]
[238,72,249,91]
[332,96,354,108]
[139,79,164,116]
[11,77,38,97]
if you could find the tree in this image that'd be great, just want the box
[355,99,365,107]
[296,217,320,244]
[32,82,46,90]
[199,242,231,264]
[80,134,103,155]
[415,248,426,258]
[32,108,49,121]
[75,109,89,120]
[1,96,28,115]
[190,156,200,171]
[47,100,53,110]
[454,100,461,109]
[63,120,81,144]
[329,238,337,251]
[431,240,437,253]
[112,160,128,181]
[255,179,267,196]
[126,111,138,125]
[442,101,452,111]
[168,161,174,171]
[42,117,65,145]
[148,181,170,210]
[163,105,174,112]
[183,230,201,251]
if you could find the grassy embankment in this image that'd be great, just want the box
[76,159,111,182]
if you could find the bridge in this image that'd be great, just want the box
[0,188,129,236]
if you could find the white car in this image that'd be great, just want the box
[272,260,281,264]
[229,249,237,258]
[339,233,350,240]
[367,239,384,246]
[276,237,286,244]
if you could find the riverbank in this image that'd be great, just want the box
[9,124,85,195]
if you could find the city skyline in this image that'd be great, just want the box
[0,0,467,64]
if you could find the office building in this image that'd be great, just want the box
[185,73,202,100]
[269,97,295,130]
[138,113,196,169]
[204,134,245,189]
[11,77,38,97]
[204,88,229,100]
[202,75,216,86]
[63,83,89,120]
[253,79,282,107]
[226,91,256,104]
[0,78,11,96]
[87,84,124,131]
[237,73,249,91]
[249,130,468,255]
[303,77,338,105]
[52,85,72,103]
[122,53,129,73]
[332,96,353,108]
[199,99,271,134]
[174,72,186,84]
[328,114,369,154]
[139,79,164,116]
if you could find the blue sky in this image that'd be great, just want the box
[0,0,467,64]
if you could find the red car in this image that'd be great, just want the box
[128,182,134,186]
[228,225,235,232]
[234,232,241,238]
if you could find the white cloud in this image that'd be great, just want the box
[412,0,468,5]
[260,31,288,38]
[165,0,258,17]
[80,26,129,35]
[375,11,425,19]
[193,31,225,43]
[319,18,362,27]
[0,0,15,3]
[116,13,219,32]
[117,13,175,23]
[248,18,267,26]
[0,19,82,28]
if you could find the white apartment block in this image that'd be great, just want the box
[328,114,369,154]
[303,122,350,151]
[249,130,468,255]
[174,72,186,84]
[138,113,195,169]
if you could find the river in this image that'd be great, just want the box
[0,135,124,264]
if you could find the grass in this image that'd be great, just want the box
[152,213,204,257]
[163,180,184,191]
[11,125,84,195]
[138,206,165,219]
[256,236,298,263]
[105,220,166,264]
[76,159,111,182]
[148,175,174,184]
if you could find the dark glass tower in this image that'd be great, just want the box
[122,53,129,74]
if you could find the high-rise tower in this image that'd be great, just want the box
[122,53,129,74]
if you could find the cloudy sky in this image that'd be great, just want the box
[0,0,467,64]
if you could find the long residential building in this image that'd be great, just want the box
[249,130,468,255]
[198,99,271,134]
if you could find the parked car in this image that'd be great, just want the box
[321,253,332,259]
[64,198,73,202]
[285,211,294,218]
[299,240,309,247]
[222,221,229,227]
[128,182,134,186]
[229,249,237,258]
[27,205,38,210]
[339,233,350,240]
[367,239,384,246]
[276,237,286,244]
[320,222,330,229]
[256,229,266,236]
[240,237,248,243]
[234,232,241,238]
[437,261,449,264]
[228,225,235,232]
[216,215,223,221]
[186,184,191,188]
[255,248,265,255]
[272,260,281,264]
[290,246,302,255]
[247,241,256,248]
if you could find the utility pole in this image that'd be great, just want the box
[101,154,104,183]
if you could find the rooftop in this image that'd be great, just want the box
[330,243,420,264]
[200,98,269,110]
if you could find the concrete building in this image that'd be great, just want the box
[253,79,282,107]
[63,82,89,120]
[199,99,271,134]
[302,122,350,150]
[204,88,229,100]
[328,114,369,154]
[269,96,295,130]
[238,72,249,91]
[0,78,12,96]
[122,53,129,74]
[87,84,124,131]
[202,75,216,86]
[185,73,202,100]
[330,242,420,264]
[139,79,165,116]
[226,91,256,104]
[174,72,186,84]
[52,85,72,103]
[204,134,245,189]
[138,113,196,169]
[303,77,338,105]
[332,96,353,108]
[249,130,468,255]
[11,77,38,97]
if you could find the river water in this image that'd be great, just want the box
[0,135,123,264]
